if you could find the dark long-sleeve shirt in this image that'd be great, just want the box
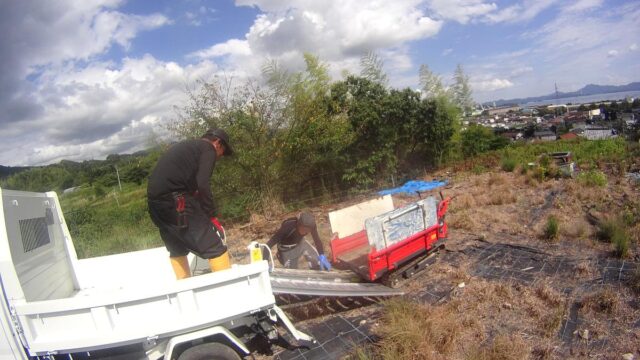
[266,218,325,255]
[147,139,218,217]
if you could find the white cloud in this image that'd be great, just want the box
[425,0,497,24]
[471,78,514,91]
[184,6,217,27]
[473,1,640,101]
[483,0,558,24]
[200,1,444,86]
[0,54,220,166]
[442,48,453,56]
[561,0,603,13]
[630,43,638,51]
[0,0,177,165]
[510,66,533,77]
[189,39,252,59]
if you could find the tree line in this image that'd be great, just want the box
[3,52,491,221]
[169,53,481,219]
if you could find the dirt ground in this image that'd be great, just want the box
[225,167,640,359]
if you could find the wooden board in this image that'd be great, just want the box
[328,195,394,238]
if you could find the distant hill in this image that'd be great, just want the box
[486,82,640,106]
[0,165,31,179]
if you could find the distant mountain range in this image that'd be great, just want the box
[0,165,32,179]
[486,82,640,107]
[0,149,151,179]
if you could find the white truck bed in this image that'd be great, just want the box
[0,189,281,357]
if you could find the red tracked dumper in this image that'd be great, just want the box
[329,194,450,288]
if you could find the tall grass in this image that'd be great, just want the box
[543,216,559,241]
[596,218,631,258]
[577,170,607,187]
[61,183,161,258]
[500,157,517,172]
[498,138,627,168]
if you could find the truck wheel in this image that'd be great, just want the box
[177,342,241,360]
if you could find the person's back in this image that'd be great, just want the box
[147,129,233,279]
[148,140,210,199]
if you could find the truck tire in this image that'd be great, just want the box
[177,342,241,360]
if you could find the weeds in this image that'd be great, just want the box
[596,219,619,242]
[577,170,607,187]
[612,229,630,258]
[543,216,559,241]
[467,334,530,360]
[472,164,487,175]
[596,218,630,258]
[501,157,517,172]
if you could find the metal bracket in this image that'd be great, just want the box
[272,305,316,344]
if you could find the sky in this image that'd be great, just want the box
[1,0,639,166]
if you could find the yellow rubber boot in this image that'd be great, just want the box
[208,251,231,272]
[170,256,191,279]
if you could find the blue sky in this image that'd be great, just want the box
[1,0,638,166]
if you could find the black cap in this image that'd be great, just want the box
[298,212,316,228]
[205,128,234,156]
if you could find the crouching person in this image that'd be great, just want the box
[265,212,331,271]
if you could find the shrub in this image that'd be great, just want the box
[612,228,630,258]
[532,166,547,182]
[543,216,559,241]
[472,164,487,175]
[501,157,517,172]
[596,218,630,258]
[94,184,106,198]
[596,219,620,243]
[577,170,607,187]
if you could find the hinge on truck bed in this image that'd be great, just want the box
[9,305,23,335]
[9,306,30,353]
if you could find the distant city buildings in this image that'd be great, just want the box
[469,97,638,142]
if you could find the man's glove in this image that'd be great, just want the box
[317,254,332,271]
[210,217,226,243]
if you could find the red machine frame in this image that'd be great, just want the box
[330,197,450,282]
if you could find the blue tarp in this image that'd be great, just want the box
[378,180,447,196]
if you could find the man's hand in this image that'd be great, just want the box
[210,217,226,243]
[317,254,332,271]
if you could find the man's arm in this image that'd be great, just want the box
[196,148,218,217]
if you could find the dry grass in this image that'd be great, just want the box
[466,334,531,360]
[448,212,477,231]
[377,298,464,360]
[574,261,596,278]
[535,283,562,307]
[630,264,640,294]
[485,189,518,206]
[488,172,507,186]
[453,193,477,211]
[559,220,588,239]
[579,287,620,315]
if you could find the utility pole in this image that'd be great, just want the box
[554,82,559,118]
[114,165,122,191]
